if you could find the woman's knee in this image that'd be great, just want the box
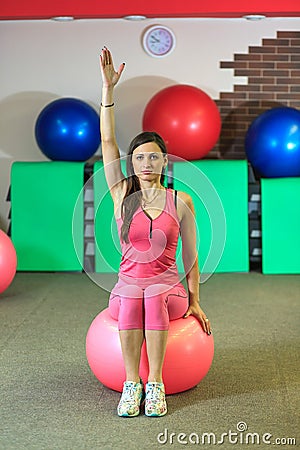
[144,285,169,330]
[119,297,144,330]
[143,284,189,329]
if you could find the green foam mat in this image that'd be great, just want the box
[11,162,84,271]
[261,178,300,274]
[173,160,249,275]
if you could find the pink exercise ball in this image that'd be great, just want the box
[142,84,221,161]
[86,308,214,394]
[0,230,17,294]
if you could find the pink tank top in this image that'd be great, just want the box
[116,189,181,288]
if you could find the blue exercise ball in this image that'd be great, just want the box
[245,107,300,178]
[35,98,101,161]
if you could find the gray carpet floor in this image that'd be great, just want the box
[0,272,299,450]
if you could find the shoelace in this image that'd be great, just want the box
[147,384,163,401]
[122,384,137,402]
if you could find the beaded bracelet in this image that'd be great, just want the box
[101,102,115,108]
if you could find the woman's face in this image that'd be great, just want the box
[132,142,167,181]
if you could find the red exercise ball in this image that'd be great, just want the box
[86,308,214,395]
[0,230,17,294]
[142,84,221,160]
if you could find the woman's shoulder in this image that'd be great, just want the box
[168,189,194,221]
[167,188,193,205]
[174,189,193,206]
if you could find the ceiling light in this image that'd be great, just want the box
[123,15,147,21]
[243,15,267,21]
[51,16,75,22]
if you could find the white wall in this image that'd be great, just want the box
[1,17,299,230]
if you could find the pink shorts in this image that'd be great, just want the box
[108,279,189,331]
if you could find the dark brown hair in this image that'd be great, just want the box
[121,131,167,243]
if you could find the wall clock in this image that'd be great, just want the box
[142,25,176,58]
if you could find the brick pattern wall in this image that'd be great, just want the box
[212,30,300,160]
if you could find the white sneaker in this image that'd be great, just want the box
[117,381,144,417]
[145,382,167,417]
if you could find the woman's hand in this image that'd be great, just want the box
[100,47,125,88]
[184,303,212,335]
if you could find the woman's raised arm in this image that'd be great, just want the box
[179,192,212,335]
[99,47,126,197]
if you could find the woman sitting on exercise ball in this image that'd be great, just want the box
[99,47,211,417]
